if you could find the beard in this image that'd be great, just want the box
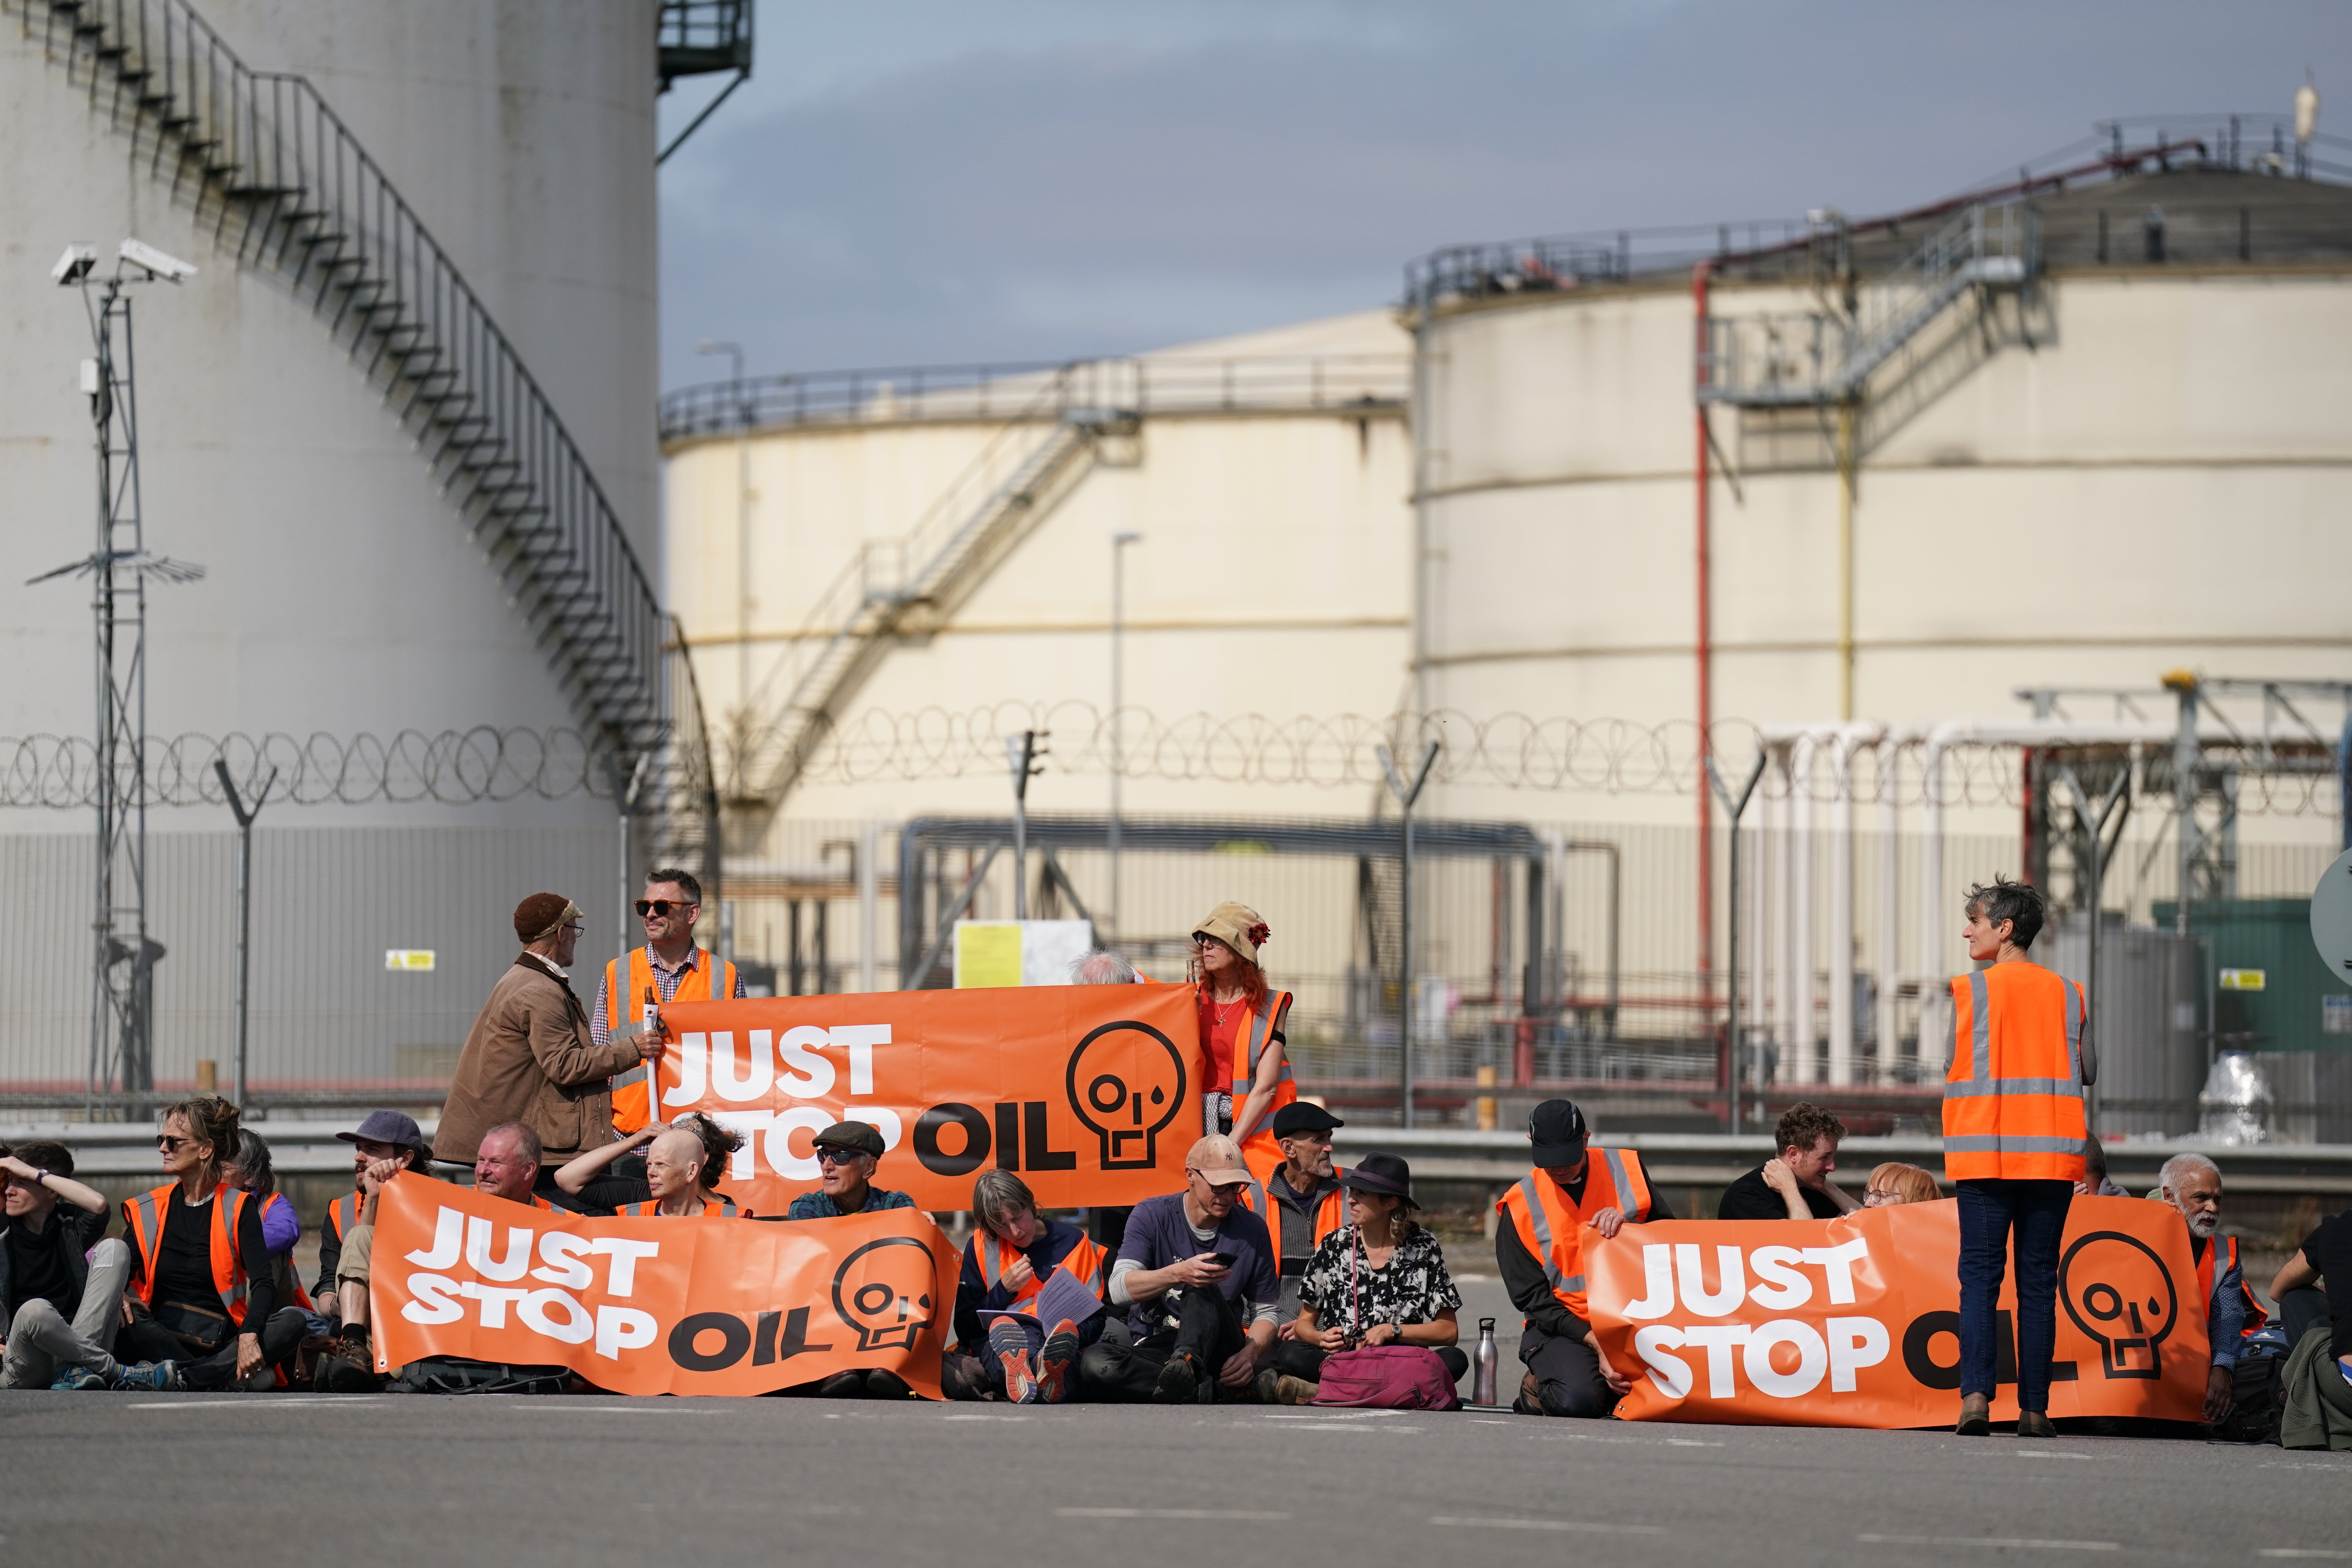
[2184,1209,2219,1239]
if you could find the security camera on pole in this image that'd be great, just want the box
[31,240,206,1109]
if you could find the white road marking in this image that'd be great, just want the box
[1059,1509,1289,1520]
[2011,1449,2096,1460]
[123,1398,374,1409]
[501,1405,722,1413]
[1664,1439,1723,1447]
[942,1414,1033,1421]
[1858,1535,2119,1552]
[2259,1552,2352,1560]
[1430,1516,1664,1535]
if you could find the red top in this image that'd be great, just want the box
[1198,990,1249,1092]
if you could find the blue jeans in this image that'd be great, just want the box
[1956,1178,2073,1411]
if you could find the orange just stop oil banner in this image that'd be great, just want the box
[1584,1196,2209,1427]
[367,1174,958,1396]
[653,984,1207,1215]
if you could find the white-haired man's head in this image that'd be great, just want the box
[2159,1151,2223,1239]
[646,1128,707,1202]
[1072,948,1139,984]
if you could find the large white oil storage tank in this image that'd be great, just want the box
[0,0,693,1097]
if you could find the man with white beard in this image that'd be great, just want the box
[2159,1151,2268,1425]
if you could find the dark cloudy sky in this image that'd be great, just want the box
[655,0,2350,389]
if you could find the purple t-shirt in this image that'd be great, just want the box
[1114,1192,1278,1339]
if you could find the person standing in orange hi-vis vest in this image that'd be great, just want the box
[592,867,744,1137]
[1943,876,2096,1440]
[1494,1098,1674,1417]
[1189,902,1294,1181]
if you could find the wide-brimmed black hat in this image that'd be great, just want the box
[1339,1151,1419,1209]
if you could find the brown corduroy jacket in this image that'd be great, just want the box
[437,955,642,1165]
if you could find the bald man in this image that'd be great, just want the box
[555,1122,747,1217]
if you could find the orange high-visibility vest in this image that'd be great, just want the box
[258,1191,311,1313]
[1941,962,2089,1183]
[1225,989,1296,1180]
[608,947,738,1134]
[122,1183,253,1328]
[616,1194,744,1218]
[1240,1167,1348,1266]
[326,1188,364,1254]
[1495,1149,1653,1324]
[2195,1232,2270,1340]
[973,1230,1109,1313]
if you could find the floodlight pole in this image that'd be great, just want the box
[1008,730,1042,919]
[2051,760,2131,1135]
[1377,740,1441,1128]
[1706,753,1769,1133]
[1109,532,1142,939]
[618,750,657,988]
[212,760,278,1107]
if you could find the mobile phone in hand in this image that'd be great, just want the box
[1209,1251,1236,1266]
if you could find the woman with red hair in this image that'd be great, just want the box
[1192,902,1295,1177]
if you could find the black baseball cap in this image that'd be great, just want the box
[811,1120,885,1159]
[1528,1099,1589,1165]
[1271,1102,1345,1138]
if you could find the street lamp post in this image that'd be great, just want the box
[1109,531,1142,940]
[697,338,750,781]
[211,759,277,1107]
[1377,739,1441,1128]
[1705,751,1769,1133]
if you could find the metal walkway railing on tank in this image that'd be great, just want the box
[11,0,668,766]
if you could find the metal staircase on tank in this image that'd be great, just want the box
[1699,202,2040,407]
[11,0,676,780]
[731,367,1139,817]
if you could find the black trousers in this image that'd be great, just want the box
[1269,1339,1468,1384]
[1080,1287,1247,1403]
[1518,1322,1615,1417]
[118,1305,307,1390]
[2280,1287,2334,1353]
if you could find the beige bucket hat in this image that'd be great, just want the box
[1192,901,1270,966]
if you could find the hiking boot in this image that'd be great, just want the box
[50,1365,106,1391]
[864,1368,912,1399]
[998,1347,1038,1405]
[107,1360,182,1393]
[316,1343,382,1394]
[1036,1320,1080,1405]
[1152,1350,1200,1405]
[2016,1410,2057,1440]
[1255,1368,1318,1406]
[939,1352,992,1402]
[817,1369,867,1398]
[1512,1371,1543,1416]
[1956,1392,1992,1436]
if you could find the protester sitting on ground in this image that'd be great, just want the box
[1719,1102,1858,1220]
[2269,1208,2352,1443]
[0,1140,174,1390]
[559,1125,748,1218]
[1496,1098,1672,1418]
[224,1132,307,1308]
[944,1170,1109,1403]
[1240,1102,1347,1327]
[473,1122,558,1209]
[435,893,654,1198]
[1273,1153,1464,1404]
[784,1122,913,1219]
[313,1123,448,1391]
[1078,1134,1280,1404]
[113,1097,306,1391]
[2157,1151,2269,1425]
[2077,1138,2130,1197]
[1071,948,1141,984]
[1863,1162,1941,1207]
[556,1112,745,1213]
[315,1110,432,1321]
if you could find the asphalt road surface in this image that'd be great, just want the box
[4,1383,2343,1568]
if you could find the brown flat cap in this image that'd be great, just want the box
[513,892,577,945]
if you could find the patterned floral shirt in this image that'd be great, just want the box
[1297,1223,1462,1334]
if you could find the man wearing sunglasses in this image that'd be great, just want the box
[1080,1134,1280,1405]
[783,1121,913,1220]
[438,893,655,1180]
[591,868,745,1136]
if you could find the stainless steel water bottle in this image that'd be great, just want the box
[1474,1316,1499,1405]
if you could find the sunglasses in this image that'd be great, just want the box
[635,899,697,918]
[816,1147,869,1166]
[1191,1174,1247,1196]
[156,1135,192,1152]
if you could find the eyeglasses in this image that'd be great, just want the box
[156,1135,191,1152]
[635,899,698,918]
[816,1148,869,1166]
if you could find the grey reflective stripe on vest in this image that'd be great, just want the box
[1244,1176,1268,1218]
[2064,980,2085,1086]
[1598,1147,1648,1221]
[219,1192,250,1314]
[1513,1177,1584,1297]
[1942,1078,2080,1099]
[1969,971,1992,1082]
[1233,995,1297,1096]
[131,1191,161,1279]
[1941,1134,2087,1154]
[715,1197,738,1216]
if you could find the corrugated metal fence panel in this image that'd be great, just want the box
[0,826,609,1088]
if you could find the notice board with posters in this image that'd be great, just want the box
[653,984,1206,1215]
[1584,1197,2208,1428]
